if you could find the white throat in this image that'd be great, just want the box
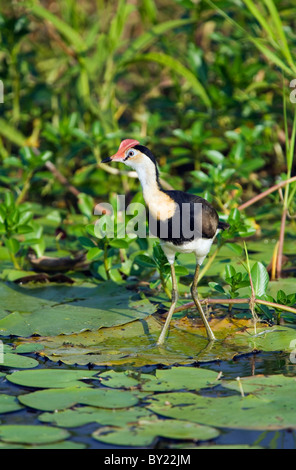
[127,158,160,200]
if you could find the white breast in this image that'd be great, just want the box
[161,229,220,266]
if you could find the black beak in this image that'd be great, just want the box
[101,157,112,163]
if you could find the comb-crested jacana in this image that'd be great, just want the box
[102,139,229,345]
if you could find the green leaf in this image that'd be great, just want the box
[39,406,151,429]
[78,236,96,249]
[86,247,103,261]
[0,281,156,337]
[205,150,224,164]
[251,262,269,297]
[28,3,86,52]
[174,265,189,276]
[7,369,99,389]
[135,254,157,268]
[0,395,23,414]
[225,243,243,256]
[4,238,20,255]
[208,282,226,294]
[147,373,296,431]
[1,352,39,369]
[225,264,236,280]
[0,425,69,445]
[19,387,139,411]
[77,193,94,218]
[16,224,34,235]
[119,18,194,65]
[130,52,211,107]
[109,239,130,249]
[0,119,26,147]
[92,418,219,447]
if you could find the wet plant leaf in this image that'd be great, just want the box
[99,370,145,389]
[0,441,87,449]
[92,418,219,447]
[0,281,155,337]
[18,317,296,367]
[0,425,69,445]
[251,262,269,296]
[0,395,23,414]
[1,352,39,369]
[7,369,99,389]
[147,373,296,431]
[19,387,140,411]
[39,406,152,428]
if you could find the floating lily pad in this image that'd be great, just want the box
[39,406,153,428]
[14,343,44,354]
[147,373,296,431]
[19,315,296,367]
[0,395,23,414]
[92,418,220,447]
[222,374,296,397]
[19,386,139,411]
[0,281,156,337]
[140,367,219,392]
[99,370,145,389]
[0,352,39,369]
[0,425,69,445]
[7,369,100,389]
[0,441,87,449]
[99,367,219,392]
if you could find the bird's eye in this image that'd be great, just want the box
[127,149,135,158]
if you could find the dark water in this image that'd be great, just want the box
[1,349,296,449]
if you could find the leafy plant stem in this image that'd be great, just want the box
[160,271,171,300]
[9,250,21,270]
[104,240,110,280]
[16,170,34,206]
[276,207,288,278]
[244,242,258,333]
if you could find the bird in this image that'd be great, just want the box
[101,139,229,345]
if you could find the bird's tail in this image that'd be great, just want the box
[218,220,230,230]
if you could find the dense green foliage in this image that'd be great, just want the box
[0,0,296,450]
[1,0,295,295]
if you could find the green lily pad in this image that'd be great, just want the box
[1,352,39,369]
[7,369,100,389]
[19,386,139,411]
[99,370,145,389]
[98,367,219,392]
[0,425,69,445]
[222,374,296,397]
[0,394,23,414]
[0,281,156,337]
[147,373,296,431]
[92,418,220,447]
[0,441,86,449]
[21,315,296,367]
[140,367,219,392]
[14,343,44,354]
[39,406,153,428]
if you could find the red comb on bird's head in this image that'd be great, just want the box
[101,139,140,163]
[118,139,140,152]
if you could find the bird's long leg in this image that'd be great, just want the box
[157,262,178,346]
[191,263,216,341]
